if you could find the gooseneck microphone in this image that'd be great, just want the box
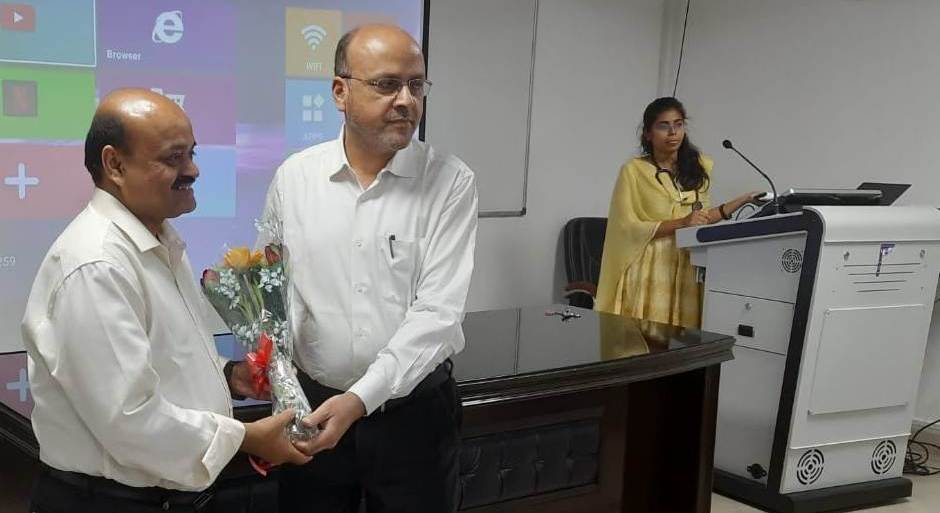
[722,139,779,215]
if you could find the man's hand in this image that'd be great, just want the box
[241,409,312,466]
[299,392,366,456]
[229,361,271,401]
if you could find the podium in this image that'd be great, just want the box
[677,206,940,512]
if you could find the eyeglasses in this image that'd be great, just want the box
[652,120,687,133]
[341,76,433,98]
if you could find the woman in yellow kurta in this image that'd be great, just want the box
[595,97,756,328]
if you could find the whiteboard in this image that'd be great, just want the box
[424,0,537,216]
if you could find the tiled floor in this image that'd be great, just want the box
[711,474,940,512]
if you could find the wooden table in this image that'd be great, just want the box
[0,306,734,513]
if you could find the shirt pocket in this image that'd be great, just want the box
[379,233,419,304]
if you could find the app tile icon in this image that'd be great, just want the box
[2,79,36,117]
[0,219,70,354]
[0,144,93,219]
[0,3,35,32]
[188,146,236,218]
[0,352,33,417]
[149,87,185,110]
[152,10,183,44]
[285,79,342,151]
[0,0,95,67]
[301,93,326,123]
[0,65,95,140]
[285,8,341,78]
[97,70,235,145]
[301,24,327,52]
[3,162,37,199]
[342,12,397,34]
[97,0,234,72]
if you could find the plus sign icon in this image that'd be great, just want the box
[0,352,32,418]
[4,162,38,199]
[0,145,92,219]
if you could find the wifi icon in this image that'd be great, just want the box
[301,24,328,51]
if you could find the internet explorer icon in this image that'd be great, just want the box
[153,10,184,44]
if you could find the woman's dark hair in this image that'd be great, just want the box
[640,97,708,192]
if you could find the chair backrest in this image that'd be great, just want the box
[563,217,608,289]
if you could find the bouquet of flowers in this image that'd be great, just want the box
[201,223,317,464]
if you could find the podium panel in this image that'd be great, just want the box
[703,292,794,355]
[714,346,785,486]
[809,305,923,416]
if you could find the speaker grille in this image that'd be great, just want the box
[781,248,803,273]
[796,449,825,485]
[871,440,897,475]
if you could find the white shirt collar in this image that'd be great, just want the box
[329,125,419,180]
[88,188,185,256]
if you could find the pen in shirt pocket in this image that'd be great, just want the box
[388,234,396,259]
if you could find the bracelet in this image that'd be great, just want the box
[718,203,731,220]
[223,360,246,401]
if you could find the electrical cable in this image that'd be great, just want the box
[734,203,758,221]
[905,418,940,476]
[672,0,693,96]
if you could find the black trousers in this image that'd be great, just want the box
[280,368,462,513]
[29,464,219,513]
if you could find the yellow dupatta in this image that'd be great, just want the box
[595,156,713,318]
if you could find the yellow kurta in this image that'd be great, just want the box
[595,156,713,329]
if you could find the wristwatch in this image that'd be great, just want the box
[223,360,246,401]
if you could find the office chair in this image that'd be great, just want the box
[562,217,607,309]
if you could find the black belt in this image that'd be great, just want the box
[300,359,453,414]
[40,463,214,510]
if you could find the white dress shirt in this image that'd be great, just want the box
[259,131,478,415]
[21,189,245,491]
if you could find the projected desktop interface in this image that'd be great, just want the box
[0,0,424,355]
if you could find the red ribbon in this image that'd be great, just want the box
[249,455,275,476]
[245,332,273,398]
[245,332,276,476]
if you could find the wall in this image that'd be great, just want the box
[458,0,666,310]
[661,0,940,424]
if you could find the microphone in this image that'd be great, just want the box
[722,139,779,215]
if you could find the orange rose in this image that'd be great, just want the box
[223,247,264,270]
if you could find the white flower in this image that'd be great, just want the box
[259,266,285,292]
[271,320,290,349]
[255,218,283,243]
[232,321,263,348]
[218,269,242,309]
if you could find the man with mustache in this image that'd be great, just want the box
[253,24,479,512]
[21,88,313,512]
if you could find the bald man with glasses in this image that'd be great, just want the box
[245,24,478,512]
